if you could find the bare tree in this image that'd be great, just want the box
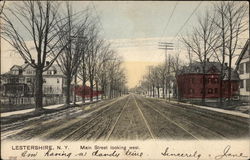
[56,3,89,107]
[223,2,248,103]
[169,53,184,100]
[2,1,69,111]
[181,10,220,105]
[86,25,104,101]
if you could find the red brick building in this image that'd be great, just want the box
[177,62,239,99]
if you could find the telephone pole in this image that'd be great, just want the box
[158,42,174,102]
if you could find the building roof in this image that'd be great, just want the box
[10,65,22,70]
[1,63,64,77]
[235,39,250,68]
[179,61,239,81]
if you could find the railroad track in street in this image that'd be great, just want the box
[144,96,249,138]
[105,96,131,140]
[134,95,200,140]
[61,95,130,141]
[136,95,247,139]
[132,95,155,140]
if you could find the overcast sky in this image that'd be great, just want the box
[1,1,249,88]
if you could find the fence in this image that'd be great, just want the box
[0,96,64,106]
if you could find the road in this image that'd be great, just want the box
[1,94,249,141]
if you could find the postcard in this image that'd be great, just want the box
[1,1,249,160]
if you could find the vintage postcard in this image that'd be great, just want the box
[1,1,249,160]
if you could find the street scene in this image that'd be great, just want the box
[2,94,249,141]
[0,1,249,142]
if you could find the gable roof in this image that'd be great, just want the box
[10,65,22,71]
[235,39,249,68]
[179,61,239,80]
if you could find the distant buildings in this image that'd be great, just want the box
[177,61,239,100]
[235,39,250,102]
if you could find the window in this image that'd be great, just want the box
[200,78,203,84]
[246,61,250,73]
[49,86,53,93]
[239,63,244,74]
[200,89,204,94]
[246,79,250,91]
[47,70,52,75]
[192,78,195,84]
[57,79,60,83]
[43,79,46,83]
[213,78,219,84]
[233,86,238,91]
[27,78,31,83]
[214,88,218,94]
[208,88,213,94]
[196,67,200,73]
[27,70,33,74]
[189,88,194,94]
[240,80,244,88]
[208,78,211,83]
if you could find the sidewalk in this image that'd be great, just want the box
[1,99,98,118]
[145,96,250,119]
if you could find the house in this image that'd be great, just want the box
[177,61,239,100]
[1,62,66,97]
[235,39,250,102]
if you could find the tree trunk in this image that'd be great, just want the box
[35,67,43,112]
[101,83,104,100]
[228,55,232,105]
[202,69,206,105]
[90,78,94,102]
[65,76,71,107]
[165,79,168,100]
[82,80,86,103]
[96,80,98,101]
[73,73,77,105]
[157,87,160,98]
[219,12,225,106]
[162,84,165,99]
[152,85,155,97]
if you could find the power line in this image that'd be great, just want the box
[91,1,106,35]
[160,2,178,42]
[171,1,203,42]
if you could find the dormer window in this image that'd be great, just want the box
[196,67,200,73]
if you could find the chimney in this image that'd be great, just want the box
[46,61,50,66]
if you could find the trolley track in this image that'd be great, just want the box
[61,96,130,141]
[137,95,247,139]
[134,95,199,140]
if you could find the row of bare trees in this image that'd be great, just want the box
[181,1,248,105]
[1,1,127,111]
[135,2,248,105]
[136,53,183,100]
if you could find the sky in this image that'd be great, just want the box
[1,1,249,88]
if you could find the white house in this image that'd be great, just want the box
[235,39,250,102]
[1,62,66,97]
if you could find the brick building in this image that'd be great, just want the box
[177,61,239,100]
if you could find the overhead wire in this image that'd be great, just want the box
[90,1,106,35]
[160,2,178,42]
[171,1,203,42]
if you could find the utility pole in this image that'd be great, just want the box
[158,42,173,102]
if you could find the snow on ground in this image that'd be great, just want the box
[0,99,99,118]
